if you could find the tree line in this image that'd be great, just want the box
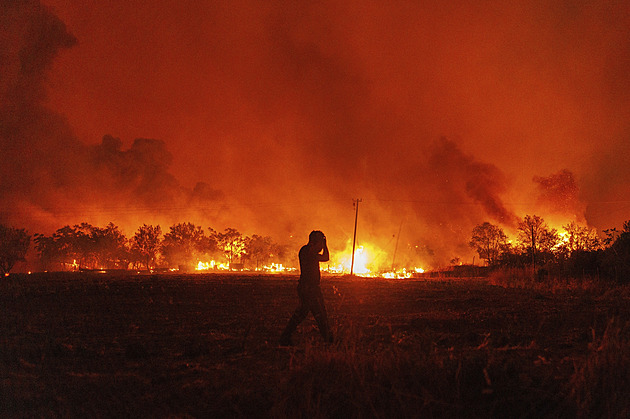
[2,215,630,281]
[0,222,288,274]
[469,215,630,282]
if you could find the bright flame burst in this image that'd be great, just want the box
[327,242,424,278]
[195,260,229,271]
[552,232,567,252]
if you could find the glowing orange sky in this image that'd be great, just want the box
[2,0,630,267]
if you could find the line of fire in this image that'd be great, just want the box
[2,200,621,281]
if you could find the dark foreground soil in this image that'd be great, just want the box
[2,272,630,418]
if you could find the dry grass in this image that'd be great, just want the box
[486,268,609,295]
[569,318,630,418]
[2,272,630,417]
[272,325,493,418]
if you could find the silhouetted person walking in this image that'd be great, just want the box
[280,230,332,346]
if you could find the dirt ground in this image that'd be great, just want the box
[1,272,629,417]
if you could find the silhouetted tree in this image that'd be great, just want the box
[93,223,129,269]
[72,223,99,269]
[600,220,630,282]
[162,222,206,269]
[271,242,290,266]
[495,241,525,268]
[35,223,129,270]
[517,215,559,268]
[469,222,508,266]
[34,233,58,271]
[0,225,31,275]
[131,224,162,270]
[34,231,71,271]
[603,227,620,247]
[46,225,84,269]
[245,235,274,269]
[204,227,220,260]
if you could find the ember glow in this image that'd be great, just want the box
[2,1,630,269]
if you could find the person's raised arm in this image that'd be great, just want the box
[319,237,330,262]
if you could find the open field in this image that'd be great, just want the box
[2,273,630,418]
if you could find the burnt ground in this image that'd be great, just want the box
[1,273,630,418]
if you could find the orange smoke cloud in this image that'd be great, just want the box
[2,0,630,268]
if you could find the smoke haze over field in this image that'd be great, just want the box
[2,0,630,267]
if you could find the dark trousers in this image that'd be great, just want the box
[281,286,330,342]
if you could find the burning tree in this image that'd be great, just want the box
[469,222,508,266]
[212,228,246,269]
[130,224,162,270]
[561,221,602,255]
[0,225,31,275]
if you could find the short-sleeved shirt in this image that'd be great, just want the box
[298,244,322,289]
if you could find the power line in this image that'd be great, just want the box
[0,199,351,217]
[2,197,630,218]
[372,198,630,206]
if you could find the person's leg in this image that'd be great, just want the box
[280,298,309,345]
[310,288,332,342]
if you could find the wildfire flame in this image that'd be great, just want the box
[194,260,296,273]
[259,263,296,273]
[341,245,371,275]
[196,260,215,271]
[195,260,230,271]
[328,242,425,278]
[191,241,424,278]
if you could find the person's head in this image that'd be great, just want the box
[308,230,326,250]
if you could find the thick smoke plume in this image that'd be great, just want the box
[0,1,223,235]
[3,0,630,268]
[533,169,585,223]
[0,0,80,208]
[428,138,518,227]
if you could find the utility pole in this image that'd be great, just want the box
[350,198,362,275]
[391,219,403,271]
